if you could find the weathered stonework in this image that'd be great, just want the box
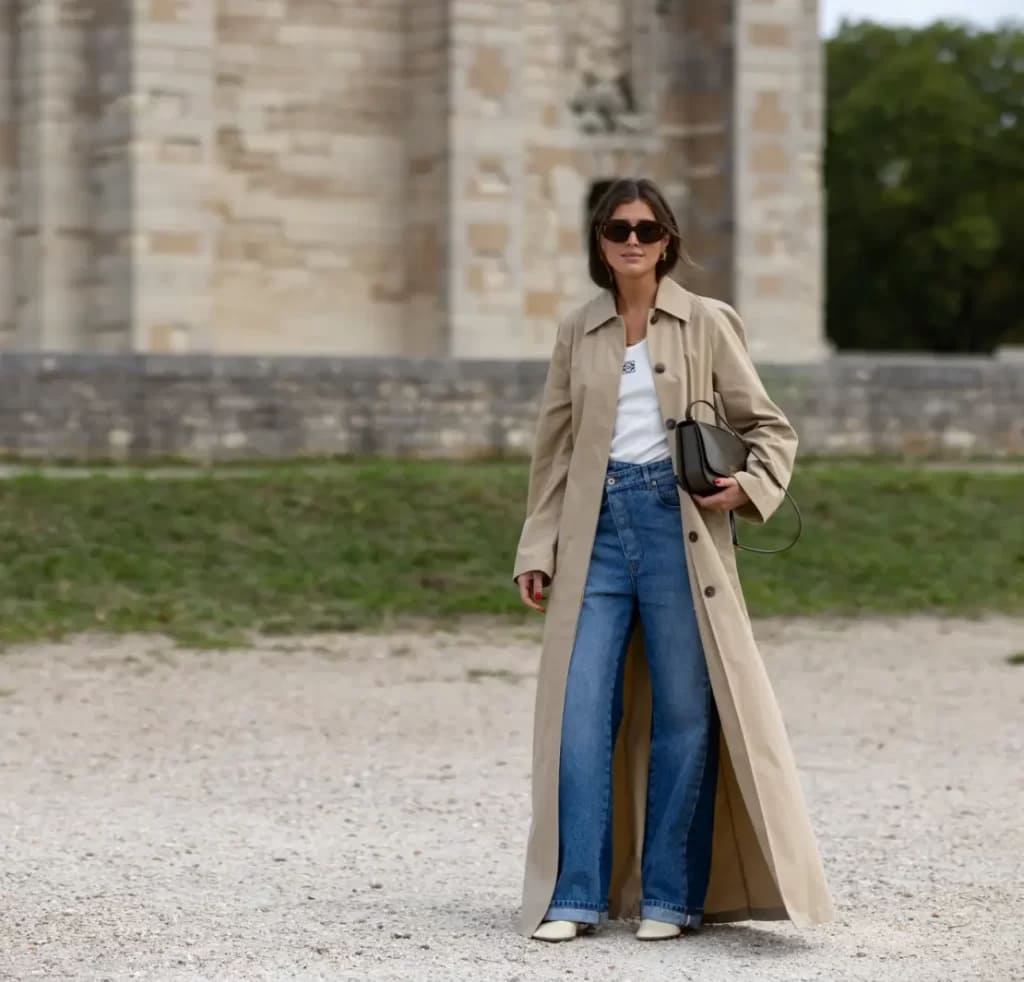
[403,0,448,356]
[3,2,1009,468]
[132,0,215,355]
[0,5,14,350]
[14,0,93,351]
[0,1,827,361]
[670,0,736,304]
[0,353,1020,462]
[735,0,827,362]
[214,0,408,356]
[90,1,134,352]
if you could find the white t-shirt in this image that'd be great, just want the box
[609,339,671,464]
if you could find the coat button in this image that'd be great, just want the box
[654,362,666,374]
[665,418,677,430]
[704,586,716,598]
[688,531,698,543]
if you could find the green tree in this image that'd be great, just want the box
[826,20,1024,352]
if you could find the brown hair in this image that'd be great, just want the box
[587,178,684,291]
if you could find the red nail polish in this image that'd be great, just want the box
[534,592,542,600]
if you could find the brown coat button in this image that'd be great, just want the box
[665,418,677,430]
[704,586,716,598]
[654,362,666,374]
[688,531,698,542]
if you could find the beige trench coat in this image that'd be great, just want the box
[513,276,834,936]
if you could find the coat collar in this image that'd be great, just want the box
[582,276,693,333]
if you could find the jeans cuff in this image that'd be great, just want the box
[640,902,704,928]
[545,903,607,926]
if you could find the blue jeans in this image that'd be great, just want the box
[546,458,720,928]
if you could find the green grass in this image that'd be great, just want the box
[0,461,1021,646]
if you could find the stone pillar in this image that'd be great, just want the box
[799,0,826,356]
[673,0,736,304]
[130,0,214,353]
[14,0,93,351]
[518,0,588,354]
[0,3,14,348]
[403,0,449,356]
[446,0,526,358]
[88,0,134,351]
[734,0,828,363]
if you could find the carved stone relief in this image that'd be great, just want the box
[564,0,646,135]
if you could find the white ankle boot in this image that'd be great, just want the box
[531,920,583,942]
[635,919,682,941]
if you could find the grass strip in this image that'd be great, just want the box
[0,461,1020,646]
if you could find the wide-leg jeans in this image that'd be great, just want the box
[545,457,720,928]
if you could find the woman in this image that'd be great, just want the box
[513,178,833,943]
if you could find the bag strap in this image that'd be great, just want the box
[684,399,803,555]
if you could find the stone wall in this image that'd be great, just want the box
[0,353,1020,462]
[0,1,827,362]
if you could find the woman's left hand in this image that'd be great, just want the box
[693,476,751,512]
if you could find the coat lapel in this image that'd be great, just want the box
[587,302,625,438]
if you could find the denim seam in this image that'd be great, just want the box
[595,667,613,908]
[594,615,628,907]
[643,696,661,890]
[675,670,711,909]
[607,490,642,576]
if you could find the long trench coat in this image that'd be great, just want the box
[512,276,834,936]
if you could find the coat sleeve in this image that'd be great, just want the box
[709,302,798,524]
[513,319,574,582]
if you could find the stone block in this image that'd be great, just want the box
[467,222,510,256]
[748,23,791,47]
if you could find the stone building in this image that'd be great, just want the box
[0,0,826,364]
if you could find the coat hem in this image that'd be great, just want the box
[704,903,834,927]
[702,905,789,924]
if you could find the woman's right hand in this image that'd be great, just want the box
[516,571,550,613]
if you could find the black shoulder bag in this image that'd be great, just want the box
[674,399,802,554]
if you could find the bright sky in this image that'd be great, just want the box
[821,0,1022,34]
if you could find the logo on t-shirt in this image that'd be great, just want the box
[622,360,636,374]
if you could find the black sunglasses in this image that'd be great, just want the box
[601,219,667,244]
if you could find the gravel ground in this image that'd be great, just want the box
[1,616,1022,982]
